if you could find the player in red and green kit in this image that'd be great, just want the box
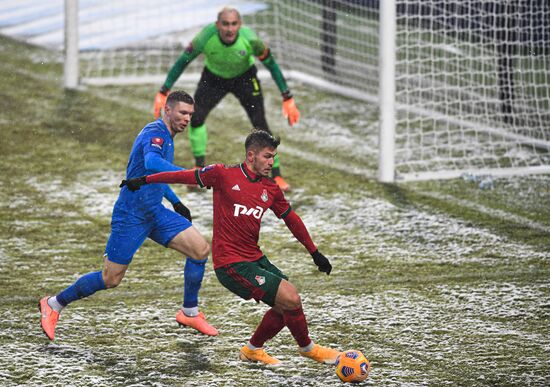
[121,130,341,366]
[153,6,300,192]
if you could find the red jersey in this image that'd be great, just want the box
[145,162,318,268]
[195,163,291,268]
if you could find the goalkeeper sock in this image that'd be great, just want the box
[188,124,207,161]
[249,308,285,348]
[56,270,106,306]
[283,306,311,347]
[271,167,281,178]
[183,257,207,310]
[272,154,281,177]
[273,153,280,169]
[194,155,205,168]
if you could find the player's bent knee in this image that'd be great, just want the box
[191,241,210,261]
[103,275,123,289]
[277,294,302,311]
[275,281,302,310]
[201,242,210,259]
[102,262,127,289]
[103,274,124,289]
[286,292,302,310]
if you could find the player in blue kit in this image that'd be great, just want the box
[39,90,218,340]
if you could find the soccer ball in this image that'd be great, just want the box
[335,349,371,383]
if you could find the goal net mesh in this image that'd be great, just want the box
[78,0,550,180]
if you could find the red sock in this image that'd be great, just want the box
[250,308,285,348]
[283,306,312,347]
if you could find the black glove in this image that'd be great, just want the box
[311,249,332,275]
[173,202,192,222]
[120,176,147,191]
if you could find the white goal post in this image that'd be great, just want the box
[65,0,550,182]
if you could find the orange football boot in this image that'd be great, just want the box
[39,296,59,341]
[239,345,281,366]
[176,310,218,336]
[299,343,341,364]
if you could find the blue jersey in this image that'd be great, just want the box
[115,119,177,215]
[105,119,192,264]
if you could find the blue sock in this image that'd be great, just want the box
[183,257,206,308]
[56,270,106,307]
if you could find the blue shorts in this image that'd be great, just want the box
[104,205,192,265]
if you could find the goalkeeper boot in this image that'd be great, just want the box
[273,176,291,192]
[239,345,281,366]
[176,310,218,336]
[299,343,341,364]
[39,296,59,341]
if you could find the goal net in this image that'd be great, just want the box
[389,0,550,180]
[73,0,550,181]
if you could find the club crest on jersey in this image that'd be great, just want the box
[151,137,164,149]
[255,275,265,285]
[261,189,268,202]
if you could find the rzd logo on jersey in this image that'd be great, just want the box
[233,204,264,219]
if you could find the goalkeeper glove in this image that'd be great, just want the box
[173,202,192,222]
[311,249,332,275]
[120,176,147,191]
[282,91,300,126]
[153,87,170,118]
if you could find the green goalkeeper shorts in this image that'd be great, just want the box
[215,256,288,307]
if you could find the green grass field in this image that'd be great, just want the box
[1,34,549,386]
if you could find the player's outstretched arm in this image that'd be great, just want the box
[154,52,195,118]
[154,26,209,118]
[153,52,196,118]
[283,210,332,275]
[120,169,198,191]
[259,49,300,126]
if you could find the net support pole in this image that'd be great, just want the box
[378,0,396,183]
[64,0,79,89]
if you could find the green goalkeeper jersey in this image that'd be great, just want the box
[163,23,288,93]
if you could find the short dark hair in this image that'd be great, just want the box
[245,129,280,152]
[166,90,194,107]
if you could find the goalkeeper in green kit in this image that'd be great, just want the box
[153,6,299,191]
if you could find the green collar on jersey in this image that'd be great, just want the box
[240,163,261,182]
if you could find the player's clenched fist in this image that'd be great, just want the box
[311,250,332,275]
[120,176,147,191]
